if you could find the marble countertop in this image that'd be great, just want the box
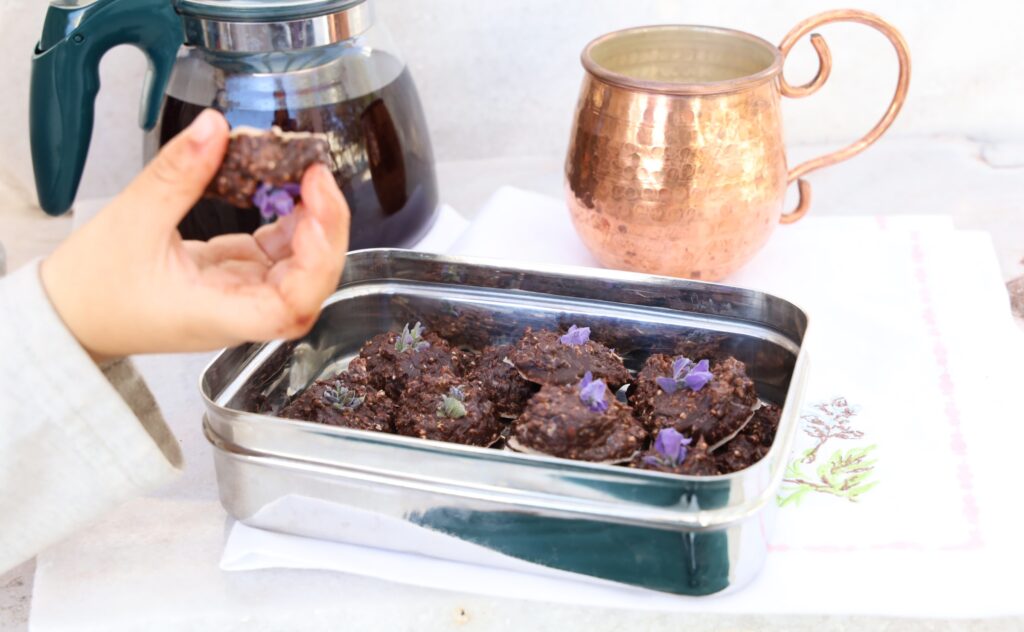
[1,137,1023,630]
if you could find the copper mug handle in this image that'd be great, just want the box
[778,9,911,224]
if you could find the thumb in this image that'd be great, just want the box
[119,109,229,230]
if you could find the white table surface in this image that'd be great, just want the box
[1,137,1023,631]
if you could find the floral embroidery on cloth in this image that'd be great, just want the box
[778,397,879,506]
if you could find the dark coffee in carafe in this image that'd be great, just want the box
[154,51,438,250]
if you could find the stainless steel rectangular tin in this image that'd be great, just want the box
[201,249,809,596]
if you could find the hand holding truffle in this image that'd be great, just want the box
[40,109,351,360]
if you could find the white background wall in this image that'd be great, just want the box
[0,0,1021,202]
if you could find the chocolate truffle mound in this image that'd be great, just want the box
[711,401,781,472]
[394,370,502,446]
[468,344,537,418]
[714,434,770,474]
[512,374,646,462]
[357,323,461,399]
[632,354,758,445]
[452,347,482,377]
[277,377,394,433]
[341,356,374,388]
[677,437,721,475]
[508,326,631,389]
[741,402,781,448]
[206,126,331,209]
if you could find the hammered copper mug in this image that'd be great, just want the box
[566,10,910,280]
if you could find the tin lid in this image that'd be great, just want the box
[176,0,365,22]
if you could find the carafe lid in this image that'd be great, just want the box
[176,0,365,22]
[177,0,373,52]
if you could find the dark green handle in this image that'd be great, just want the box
[30,0,184,216]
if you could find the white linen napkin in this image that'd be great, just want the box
[448,187,601,267]
[401,205,468,253]
[221,187,1023,617]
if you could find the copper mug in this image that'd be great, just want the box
[566,10,910,280]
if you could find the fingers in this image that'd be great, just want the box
[253,212,299,261]
[118,109,229,231]
[243,166,350,339]
[300,164,351,255]
[198,259,273,287]
[196,214,339,342]
[254,166,347,262]
[186,234,274,269]
[261,216,336,339]
[260,167,350,337]
[180,163,352,345]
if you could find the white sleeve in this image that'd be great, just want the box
[0,260,182,573]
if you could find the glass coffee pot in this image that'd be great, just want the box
[31,0,439,249]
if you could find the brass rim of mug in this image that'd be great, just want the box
[582,24,784,95]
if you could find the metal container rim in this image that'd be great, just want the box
[341,248,800,302]
[581,24,783,96]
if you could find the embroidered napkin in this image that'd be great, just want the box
[221,187,1024,617]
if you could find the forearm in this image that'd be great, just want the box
[0,261,182,573]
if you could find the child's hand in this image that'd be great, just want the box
[40,110,350,361]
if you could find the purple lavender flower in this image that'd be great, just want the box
[559,325,591,346]
[395,322,431,353]
[578,371,609,413]
[642,428,692,468]
[654,376,679,394]
[253,182,302,220]
[672,357,693,379]
[655,356,713,394]
[682,359,713,391]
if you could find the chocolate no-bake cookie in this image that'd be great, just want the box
[740,402,780,448]
[393,370,503,446]
[468,344,537,418]
[277,377,394,433]
[509,326,631,389]
[206,126,330,209]
[631,354,758,446]
[357,323,462,399]
[714,434,769,474]
[340,356,374,388]
[677,437,721,476]
[705,403,781,473]
[511,373,646,462]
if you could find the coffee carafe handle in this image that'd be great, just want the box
[777,9,911,224]
[30,0,184,216]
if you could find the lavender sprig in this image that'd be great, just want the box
[578,371,609,413]
[437,386,468,419]
[253,182,301,220]
[642,428,692,468]
[559,325,591,346]
[322,384,364,412]
[655,357,714,394]
[395,322,431,353]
